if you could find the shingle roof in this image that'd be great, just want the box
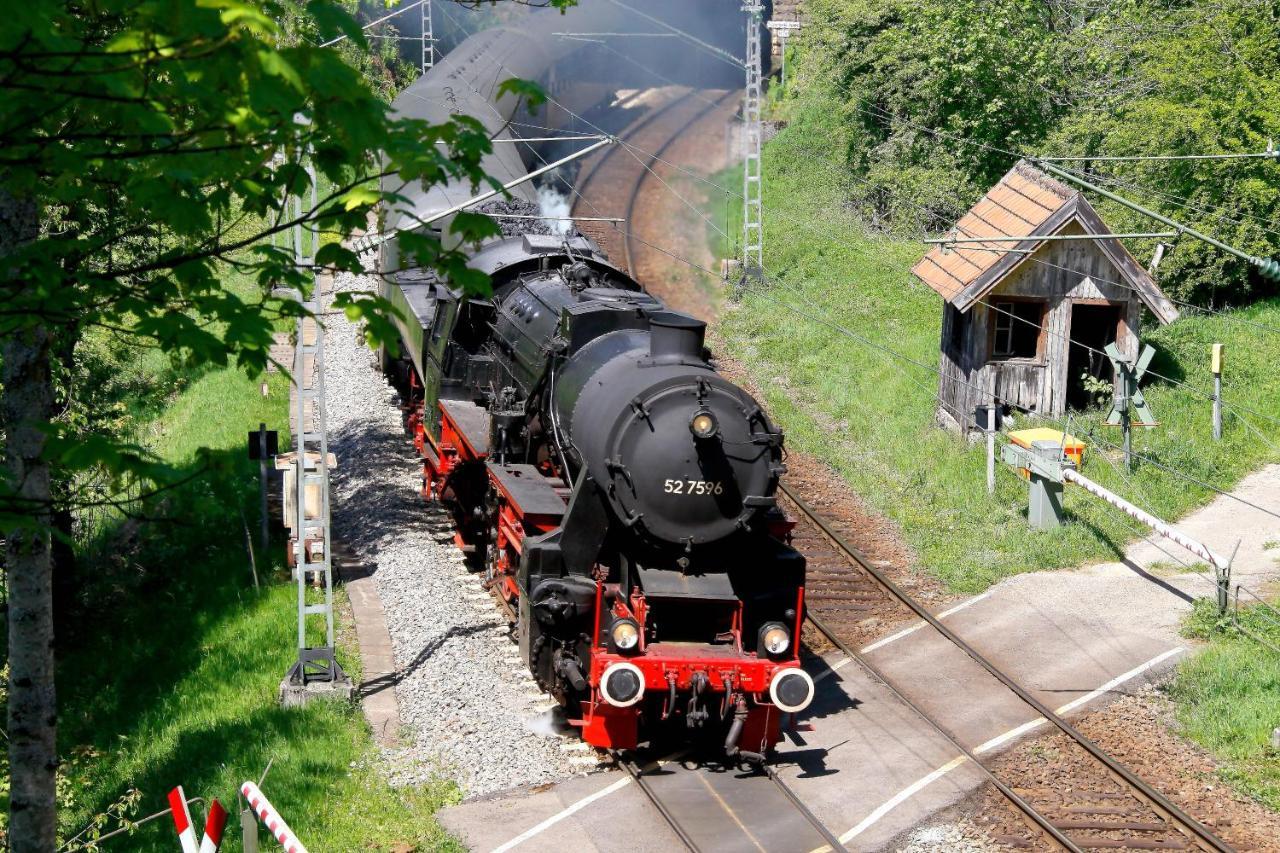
[910,160,1179,325]
[911,161,1075,301]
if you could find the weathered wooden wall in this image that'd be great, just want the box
[937,221,1143,431]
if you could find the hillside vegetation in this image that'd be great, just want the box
[711,1,1280,592]
[785,0,1280,306]
[1,270,460,849]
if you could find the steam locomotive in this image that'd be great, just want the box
[377,23,812,757]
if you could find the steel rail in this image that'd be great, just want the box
[619,89,739,276]
[781,482,1234,853]
[760,764,848,852]
[615,753,703,853]
[803,611,1077,851]
[573,91,706,274]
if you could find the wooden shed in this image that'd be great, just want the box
[912,161,1179,432]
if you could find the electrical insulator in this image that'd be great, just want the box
[1257,257,1280,282]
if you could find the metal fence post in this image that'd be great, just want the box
[241,806,260,853]
[986,404,997,495]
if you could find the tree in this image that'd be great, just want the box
[0,0,565,844]
[784,0,1280,301]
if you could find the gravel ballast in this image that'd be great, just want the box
[322,264,592,797]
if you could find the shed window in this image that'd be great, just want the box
[992,301,1043,360]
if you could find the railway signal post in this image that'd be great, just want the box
[1105,342,1156,470]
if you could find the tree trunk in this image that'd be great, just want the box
[2,191,58,851]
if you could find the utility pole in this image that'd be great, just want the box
[986,401,997,495]
[741,2,764,277]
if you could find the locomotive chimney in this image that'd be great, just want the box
[648,311,706,362]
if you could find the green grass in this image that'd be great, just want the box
[50,270,462,850]
[710,94,1280,592]
[1170,599,1280,810]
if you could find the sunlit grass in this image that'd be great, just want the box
[709,95,1280,592]
[1171,599,1280,810]
[54,269,462,850]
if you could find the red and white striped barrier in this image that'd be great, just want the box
[241,781,309,853]
[169,787,199,853]
[200,799,228,853]
[1063,468,1229,569]
[169,787,228,853]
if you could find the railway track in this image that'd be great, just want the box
[541,82,1235,853]
[781,482,1234,853]
[574,87,736,279]
[615,750,846,853]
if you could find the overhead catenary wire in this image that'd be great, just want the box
[319,0,427,48]
[745,270,1280,525]
[571,39,1280,340]
[598,0,745,69]
[513,36,1280,520]
[427,3,1280,529]
[1039,148,1280,163]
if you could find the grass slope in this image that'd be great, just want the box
[1172,600,1280,810]
[712,98,1280,591]
[52,274,460,850]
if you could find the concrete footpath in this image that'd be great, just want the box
[443,465,1280,851]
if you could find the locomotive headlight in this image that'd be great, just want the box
[759,622,791,656]
[600,662,645,707]
[610,617,641,651]
[769,667,815,714]
[690,409,719,439]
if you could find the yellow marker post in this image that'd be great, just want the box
[1212,343,1224,440]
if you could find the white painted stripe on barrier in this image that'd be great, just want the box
[241,782,308,853]
[489,750,691,853]
[836,646,1186,843]
[816,592,992,683]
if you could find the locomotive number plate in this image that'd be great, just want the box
[663,479,724,496]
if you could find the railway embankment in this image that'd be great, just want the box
[323,260,604,797]
[711,117,1280,593]
[47,267,461,850]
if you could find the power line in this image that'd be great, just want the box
[320,0,427,48]
[1053,164,1280,240]
[598,0,745,69]
[423,6,1280,525]
[1039,148,1280,163]
[576,42,1280,338]
[746,271,1280,524]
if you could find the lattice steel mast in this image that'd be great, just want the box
[420,0,434,74]
[285,155,345,692]
[741,3,764,275]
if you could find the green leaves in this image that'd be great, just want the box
[496,77,548,113]
[449,210,502,245]
[331,291,404,352]
[793,0,1280,302]
[306,0,367,49]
